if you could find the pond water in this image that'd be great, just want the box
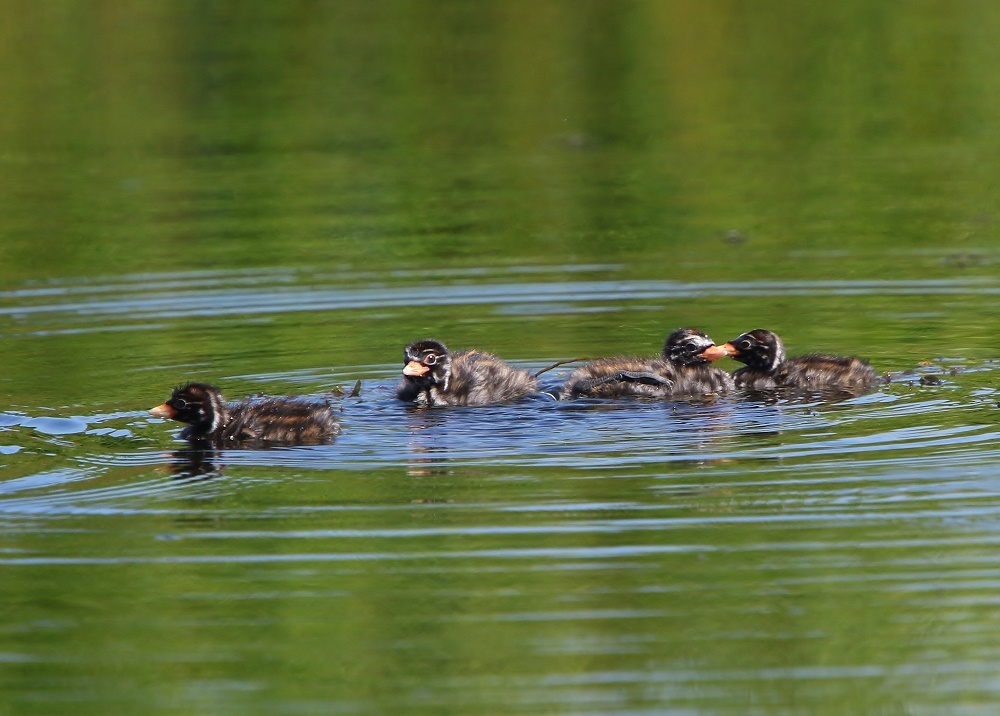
[4,2,1000,714]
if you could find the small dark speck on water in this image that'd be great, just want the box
[942,252,988,268]
[724,229,749,245]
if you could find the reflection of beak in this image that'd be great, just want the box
[403,361,430,377]
[700,345,730,362]
[149,403,177,419]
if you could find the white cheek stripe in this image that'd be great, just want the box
[209,392,225,432]
[769,345,786,373]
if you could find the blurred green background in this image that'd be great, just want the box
[3,0,998,281]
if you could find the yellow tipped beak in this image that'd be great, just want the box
[700,345,731,362]
[149,403,177,419]
[403,361,430,377]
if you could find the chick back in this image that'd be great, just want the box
[222,397,341,444]
[439,350,538,406]
[780,354,878,392]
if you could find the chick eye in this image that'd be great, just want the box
[173,398,188,409]
[423,354,438,366]
[737,340,752,350]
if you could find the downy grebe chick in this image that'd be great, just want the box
[718,329,878,393]
[149,382,341,445]
[396,339,538,407]
[559,328,734,400]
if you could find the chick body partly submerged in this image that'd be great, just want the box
[397,339,538,407]
[149,383,341,445]
[559,328,734,400]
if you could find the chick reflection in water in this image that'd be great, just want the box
[402,408,455,477]
[149,382,341,447]
[165,445,223,480]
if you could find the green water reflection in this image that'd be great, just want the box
[2,1,999,282]
[4,1,1000,714]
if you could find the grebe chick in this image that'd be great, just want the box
[149,382,341,445]
[718,329,878,393]
[396,339,538,407]
[560,328,734,400]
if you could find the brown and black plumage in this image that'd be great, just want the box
[718,329,878,394]
[149,382,341,445]
[396,339,538,407]
[559,328,735,400]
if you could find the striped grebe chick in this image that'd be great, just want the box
[149,382,341,445]
[396,339,538,407]
[718,329,878,393]
[560,328,734,400]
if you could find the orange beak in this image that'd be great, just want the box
[403,361,430,377]
[699,345,731,362]
[149,403,177,419]
[716,342,739,358]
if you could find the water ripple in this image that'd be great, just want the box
[4,271,1000,333]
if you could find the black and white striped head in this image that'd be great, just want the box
[402,340,452,388]
[149,383,228,435]
[720,329,786,373]
[663,328,729,366]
